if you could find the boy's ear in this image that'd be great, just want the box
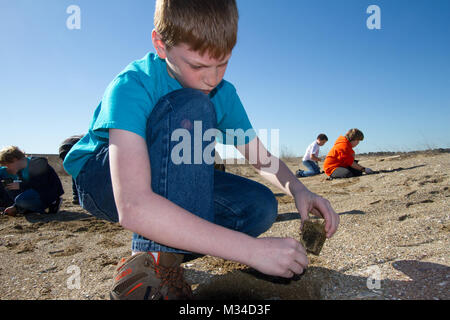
[152,30,168,59]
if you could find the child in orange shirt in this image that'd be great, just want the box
[324,129,373,179]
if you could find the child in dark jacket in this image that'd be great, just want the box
[0,146,64,216]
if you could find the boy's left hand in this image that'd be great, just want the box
[293,189,339,238]
[5,182,20,191]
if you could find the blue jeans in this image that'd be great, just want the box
[12,189,45,214]
[300,160,321,177]
[75,88,278,254]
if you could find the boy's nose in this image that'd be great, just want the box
[204,68,220,88]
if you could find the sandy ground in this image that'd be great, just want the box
[0,150,448,300]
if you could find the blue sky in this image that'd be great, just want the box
[1,0,449,157]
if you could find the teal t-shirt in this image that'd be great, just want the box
[64,53,255,178]
[0,157,30,182]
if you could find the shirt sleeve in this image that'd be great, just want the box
[312,144,320,157]
[91,72,153,140]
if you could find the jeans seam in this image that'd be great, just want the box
[158,98,173,198]
[214,196,243,218]
[214,197,247,231]
[80,191,112,222]
[160,114,169,198]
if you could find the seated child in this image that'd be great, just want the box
[0,146,64,216]
[63,0,340,300]
[296,134,328,178]
[324,128,374,179]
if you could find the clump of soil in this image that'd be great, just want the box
[301,220,327,255]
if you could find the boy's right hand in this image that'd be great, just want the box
[250,237,308,278]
